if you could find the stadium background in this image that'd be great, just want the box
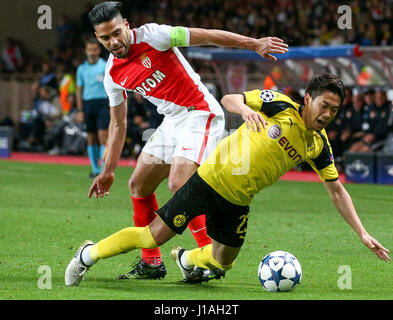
[0,0,393,179]
[0,0,393,303]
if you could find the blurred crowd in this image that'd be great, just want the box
[2,0,393,75]
[0,0,393,164]
[326,87,393,169]
[130,0,393,46]
[15,85,163,158]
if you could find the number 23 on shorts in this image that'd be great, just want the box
[236,214,249,239]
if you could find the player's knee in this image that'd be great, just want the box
[149,217,176,246]
[87,135,98,146]
[141,226,159,249]
[128,176,136,194]
[128,175,144,196]
[167,178,183,194]
[129,175,156,197]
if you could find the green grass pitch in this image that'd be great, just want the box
[0,161,392,300]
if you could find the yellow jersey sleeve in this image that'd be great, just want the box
[306,130,339,181]
[307,161,339,181]
[242,90,263,111]
[243,89,300,115]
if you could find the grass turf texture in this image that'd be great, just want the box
[0,161,392,300]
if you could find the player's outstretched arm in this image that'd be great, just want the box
[88,100,128,199]
[188,28,288,62]
[323,180,390,262]
[221,94,267,132]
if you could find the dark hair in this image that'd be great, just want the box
[288,89,303,104]
[305,73,345,104]
[88,1,123,27]
[85,37,100,47]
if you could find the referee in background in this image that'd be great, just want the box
[76,38,109,178]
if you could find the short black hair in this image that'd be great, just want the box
[305,73,345,104]
[85,37,100,47]
[88,1,123,27]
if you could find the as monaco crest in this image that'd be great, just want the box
[140,54,151,69]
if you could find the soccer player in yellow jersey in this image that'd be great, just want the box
[66,74,389,286]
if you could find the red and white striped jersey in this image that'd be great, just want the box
[104,23,222,116]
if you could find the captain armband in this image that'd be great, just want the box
[170,26,189,47]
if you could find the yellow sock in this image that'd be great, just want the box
[185,244,234,271]
[89,226,157,261]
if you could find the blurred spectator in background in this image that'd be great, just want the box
[287,89,303,105]
[361,24,377,46]
[383,100,393,152]
[2,0,393,163]
[363,88,376,109]
[36,86,62,122]
[57,14,75,49]
[373,90,392,148]
[123,93,164,158]
[39,61,59,93]
[1,0,392,77]
[143,96,164,130]
[124,93,149,158]
[377,22,392,45]
[344,92,365,152]
[0,116,14,128]
[348,89,391,152]
[1,37,23,73]
[18,83,40,150]
[76,38,109,178]
[18,85,62,152]
[59,64,77,115]
[375,89,390,114]
[80,3,95,40]
[326,87,353,163]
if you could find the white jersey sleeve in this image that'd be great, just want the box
[104,55,127,107]
[134,23,190,51]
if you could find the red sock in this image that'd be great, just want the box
[188,215,211,247]
[131,193,162,265]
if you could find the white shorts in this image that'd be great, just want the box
[143,108,225,165]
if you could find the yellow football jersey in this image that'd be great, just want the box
[198,89,339,206]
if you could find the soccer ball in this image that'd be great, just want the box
[258,251,302,292]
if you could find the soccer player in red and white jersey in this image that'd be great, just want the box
[86,1,288,281]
